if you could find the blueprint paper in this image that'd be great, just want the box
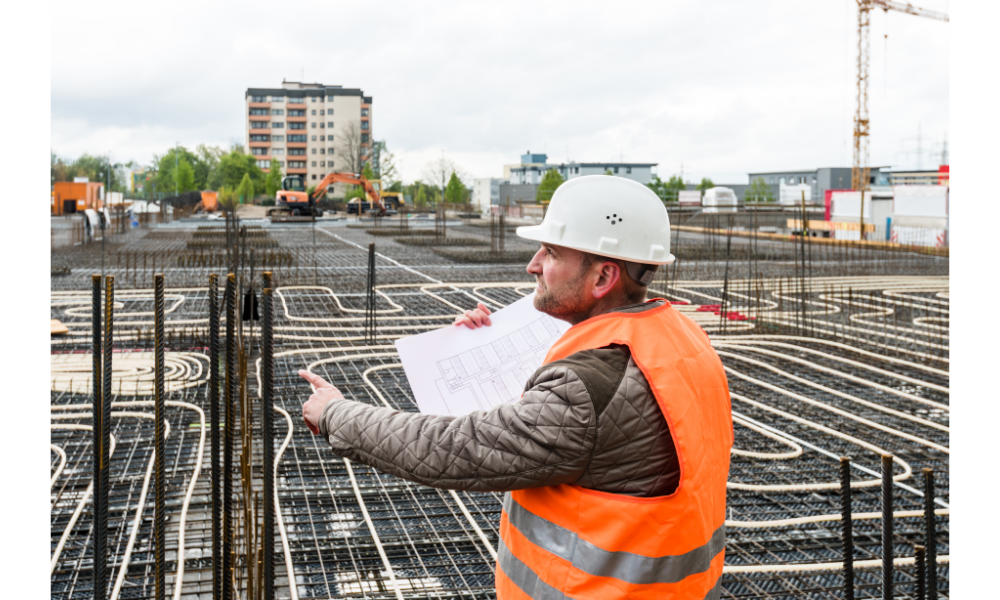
[395,293,572,417]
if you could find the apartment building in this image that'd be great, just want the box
[245,81,372,192]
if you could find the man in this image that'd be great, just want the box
[300,175,733,599]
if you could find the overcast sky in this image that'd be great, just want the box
[51,0,950,185]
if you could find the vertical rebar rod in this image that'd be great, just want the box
[914,545,926,600]
[840,457,854,600]
[100,276,115,597]
[153,274,166,600]
[208,274,222,600]
[91,274,107,600]
[261,286,275,600]
[223,273,237,600]
[882,453,894,600]
[923,468,937,600]
[366,243,377,344]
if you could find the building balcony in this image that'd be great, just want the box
[287,167,307,175]
[249,128,271,135]
[248,102,271,109]
[248,141,271,148]
[287,115,307,122]
[287,142,308,149]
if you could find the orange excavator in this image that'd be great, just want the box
[269,171,384,219]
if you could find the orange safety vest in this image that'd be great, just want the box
[496,300,733,600]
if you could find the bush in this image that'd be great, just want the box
[261,199,275,206]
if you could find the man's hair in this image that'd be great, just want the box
[579,253,648,304]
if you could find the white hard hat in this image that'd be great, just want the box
[517,175,675,270]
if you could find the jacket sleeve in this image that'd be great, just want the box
[317,364,597,492]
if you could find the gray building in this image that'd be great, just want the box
[747,167,888,203]
[509,151,657,186]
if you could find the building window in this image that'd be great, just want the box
[250,134,269,142]
[289,161,305,168]
[271,96,283,102]
[251,95,266,102]
[320,148,325,155]
[361,134,369,143]
[249,108,269,116]
[271,135,284,142]
[361,108,369,116]
[311,122,316,128]
[289,148,305,156]
[320,123,325,128]
[312,161,317,167]
[327,121,334,128]
[327,159,334,168]
[271,122,284,129]
[272,109,284,116]
[251,148,268,156]
[256,159,270,168]
[311,110,316,115]
[328,147,335,154]
[250,121,269,129]
[289,122,305,130]
[312,149,317,154]
[614,167,619,174]
[319,110,325,115]
[288,135,307,143]
[626,167,632,174]
[312,135,317,141]
[311,97,316,103]
[575,167,579,174]
[327,96,335,102]
[273,148,284,155]
[277,161,284,167]
[289,109,305,117]
[289,97,304,104]
[361,121,369,130]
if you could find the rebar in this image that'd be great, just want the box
[881,453,893,600]
[924,467,937,600]
[223,273,237,600]
[91,274,108,600]
[840,456,854,600]
[209,274,222,600]
[915,545,926,600]
[153,273,166,600]
[365,243,377,345]
[261,285,275,600]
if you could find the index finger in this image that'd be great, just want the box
[298,369,332,389]
[477,302,492,315]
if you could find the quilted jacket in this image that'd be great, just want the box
[318,300,680,497]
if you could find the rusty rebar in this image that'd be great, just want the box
[262,286,275,600]
[923,468,937,600]
[153,273,166,600]
[209,274,222,600]
[915,545,926,600]
[840,456,854,600]
[223,273,237,600]
[882,453,894,600]
[92,274,108,600]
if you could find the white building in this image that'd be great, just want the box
[508,152,657,186]
[472,178,503,214]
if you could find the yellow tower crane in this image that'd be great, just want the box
[852,0,949,192]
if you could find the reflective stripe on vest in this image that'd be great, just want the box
[495,300,733,600]
[502,493,726,585]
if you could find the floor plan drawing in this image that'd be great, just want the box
[395,293,572,417]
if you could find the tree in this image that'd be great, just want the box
[336,121,365,175]
[218,186,238,211]
[152,147,202,194]
[176,159,196,193]
[445,172,465,204]
[218,150,263,190]
[265,158,283,196]
[746,177,775,202]
[696,178,715,196]
[414,185,428,208]
[372,141,399,187]
[536,169,565,204]
[422,155,467,204]
[195,144,226,190]
[236,173,255,204]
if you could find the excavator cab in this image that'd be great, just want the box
[282,175,306,192]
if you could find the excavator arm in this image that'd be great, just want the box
[310,172,385,214]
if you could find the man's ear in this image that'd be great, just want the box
[592,261,621,299]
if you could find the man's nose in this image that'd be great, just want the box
[526,248,544,275]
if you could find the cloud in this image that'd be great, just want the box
[52,0,949,184]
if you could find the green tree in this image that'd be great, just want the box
[445,172,465,204]
[218,150,264,190]
[236,173,255,204]
[195,144,226,190]
[695,178,715,196]
[536,169,565,204]
[372,141,399,187]
[264,158,283,196]
[152,147,202,194]
[176,159,196,193]
[218,186,238,211]
[414,185,428,208]
[745,177,775,202]
[361,163,376,181]
[604,169,614,176]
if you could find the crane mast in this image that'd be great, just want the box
[851,0,948,192]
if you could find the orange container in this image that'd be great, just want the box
[51,181,104,215]
[201,190,219,212]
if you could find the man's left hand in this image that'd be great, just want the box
[299,370,345,435]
